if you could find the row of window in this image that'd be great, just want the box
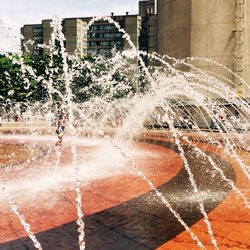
[33,27,43,34]
[87,48,113,55]
[88,40,123,47]
[30,39,121,48]
[33,37,43,43]
[87,32,122,39]
[32,46,122,56]
[90,25,116,31]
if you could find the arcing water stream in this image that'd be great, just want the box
[0,16,249,249]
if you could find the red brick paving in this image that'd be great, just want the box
[0,134,249,249]
[156,139,250,250]
[0,136,182,245]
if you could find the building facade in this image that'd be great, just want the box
[139,0,157,65]
[22,18,88,57]
[83,14,141,57]
[21,24,43,56]
[21,14,142,58]
[156,0,250,98]
[139,0,157,53]
[21,0,249,96]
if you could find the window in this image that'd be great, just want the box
[82,32,87,38]
[33,27,42,33]
[93,33,104,38]
[88,41,97,46]
[147,8,154,14]
[87,49,97,54]
[115,41,122,46]
[146,8,153,14]
[33,37,43,43]
[100,41,109,46]
[91,25,98,31]
[104,33,111,38]
[103,25,115,30]
[100,48,111,55]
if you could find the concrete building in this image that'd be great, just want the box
[21,24,43,56]
[63,18,88,57]
[139,0,157,65]
[83,14,141,56]
[21,14,141,58]
[156,0,250,98]
[21,18,88,57]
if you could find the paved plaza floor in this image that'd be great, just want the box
[0,133,249,249]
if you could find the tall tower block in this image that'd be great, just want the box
[157,0,250,98]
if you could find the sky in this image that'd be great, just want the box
[0,0,138,52]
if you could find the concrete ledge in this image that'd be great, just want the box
[0,122,53,128]
[0,126,249,151]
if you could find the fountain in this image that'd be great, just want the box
[0,16,249,250]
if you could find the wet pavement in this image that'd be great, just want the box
[0,134,249,249]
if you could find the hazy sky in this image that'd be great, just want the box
[0,0,138,52]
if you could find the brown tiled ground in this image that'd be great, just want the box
[0,133,249,249]
[156,139,250,250]
[0,136,182,246]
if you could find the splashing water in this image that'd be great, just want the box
[111,140,206,249]
[0,181,42,250]
[0,15,250,250]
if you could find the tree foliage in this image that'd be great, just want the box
[0,52,139,107]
